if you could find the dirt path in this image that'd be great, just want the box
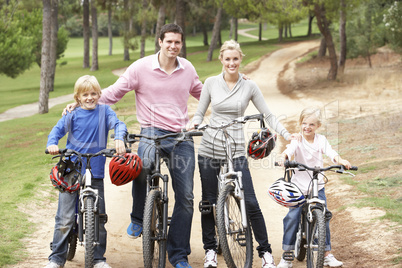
[9,40,321,268]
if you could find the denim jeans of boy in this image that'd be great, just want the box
[198,155,272,257]
[282,188,331,251]
[49,179,107,266]
[130,127,195,266]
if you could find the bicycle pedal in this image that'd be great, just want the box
[282,251,294,261]
[198,200,213,214]
[99,214,108,224]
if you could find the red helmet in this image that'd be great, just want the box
[109,153,142,186]
[247,128,277,159]
[50,158,81,193]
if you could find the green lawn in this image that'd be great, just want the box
[0,21,320,267]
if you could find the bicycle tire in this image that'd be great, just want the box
[306,209,326,268]
[295,213,306,261]
[66,230,78,261]
[216,184,253,268]
[143,190,167,268]
[84,197,95,268]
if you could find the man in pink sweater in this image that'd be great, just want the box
[96,24,202,268]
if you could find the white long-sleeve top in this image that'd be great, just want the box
[283,133,339,195]
[193,73,291,159]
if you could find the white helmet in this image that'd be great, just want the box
[268,179,306,208]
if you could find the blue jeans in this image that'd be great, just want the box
[49,179,107,266]
[198,155,271,257]
[282,188,331,251]
[130,127,195,266]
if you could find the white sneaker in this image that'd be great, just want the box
[277,257,293,268]
[44,261,63,268]
[324,254,343,267]
[261,251,276,268]
[204,249,218,268]
[94,262,112,268]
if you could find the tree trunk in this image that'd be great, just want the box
[229,17,234,39]
[83,0,90,68]
[154,3,165,53]
[314,3,337,80]
[49,0,58,92]
[278,23,283,42]
[202,23,208,46]
[259,23,262,41]
[39,0,52,114]
[123,0,130,61]
[108,6,113,56]
[207,5,222,62]
[140,0,148,58]
[176,0,186,58]
[318,36,327,58]
[234,17,238,41]
[91,2,98,71]
[307,12,314,36]
[338,0,347,74]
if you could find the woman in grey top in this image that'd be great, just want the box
[192,40,298,268]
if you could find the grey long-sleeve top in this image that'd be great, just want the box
[192,73,291,160]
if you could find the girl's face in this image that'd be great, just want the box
[301,115,320,139]
[77,89,100,110]
[220,49,242,76]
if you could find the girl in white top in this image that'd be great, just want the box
[277,107,351,268]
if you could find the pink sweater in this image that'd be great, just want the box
[99,53,203,132]
[283,133,339,195]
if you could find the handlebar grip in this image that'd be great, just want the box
[274,162,280,166]
[126,148,132,153]
[110,134,115,139]
[244,113,264,121]
[187,131,203,137]
[284,160,298,168]
[350,166,358,171]
[45,149,49,154]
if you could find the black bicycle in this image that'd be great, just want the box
[281,160,357,268]
[47,148,129,268]
[125,130,203,268]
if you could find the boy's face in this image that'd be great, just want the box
[78,89,100,110]
[301,115,320,139]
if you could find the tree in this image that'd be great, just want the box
[91,1,99,71]
[384,1,402,52]
[207,2,223,62]
[83,0,90,68]
[176,0,187,58]
[39,0,52,114]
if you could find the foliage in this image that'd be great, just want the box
[0,1,40,78]
[383,1,402,52]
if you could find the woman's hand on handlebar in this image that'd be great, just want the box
[62,102,79,116]
[47,145,60,155]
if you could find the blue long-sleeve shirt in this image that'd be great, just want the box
[47,104,127,178]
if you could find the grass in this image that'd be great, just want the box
[0,21,321,267]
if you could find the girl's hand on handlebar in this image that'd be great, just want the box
[289,133,302,142]
[339,159,352,170]
[62,102,79,116]
[115,139,126,156]
[47,145,60,155]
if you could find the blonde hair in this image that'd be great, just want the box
[73,75,102,104]
[218,40,245,61]
[299,107,322,126]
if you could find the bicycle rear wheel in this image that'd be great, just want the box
[84,196,95,268]
[306,209,326,268]
[295,213,306,261]
[216,184,253,268]
[143,190,167,268]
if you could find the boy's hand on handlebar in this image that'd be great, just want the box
[62,102,79,116]
[47,145,60,155]
[289,133,302,142]
[115,139,126,156]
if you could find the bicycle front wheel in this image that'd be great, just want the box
[216,184,253,268]
[306,209,326,268]
[143,190,167,268]
[84,196,95,268]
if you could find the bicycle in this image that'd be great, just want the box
[279,160,357,268]
[196,113,265,268]
[46,148,128,268]
[124,130,203,268]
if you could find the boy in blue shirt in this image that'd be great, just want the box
[45,75,127,268]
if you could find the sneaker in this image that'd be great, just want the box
[44,261,63,268]
[277,257,293,268]
[94,262,112,268]
[261,251,276,268]
[175,261,192,268]
[324,254,343,267]
[204,249,218,268]
[127,222,142,239]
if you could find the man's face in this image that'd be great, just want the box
[158,32,183,60]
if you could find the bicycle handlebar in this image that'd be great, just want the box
[196,113,264,131]
[277,160,358,172]
[125,130,203,144]
[45,148,131,158]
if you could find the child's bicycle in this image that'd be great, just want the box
[278,160,357,268]
[125,130,203,268]
[46,148,129,268]
[197,113,265,268]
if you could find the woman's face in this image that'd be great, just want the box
[220,49,242,76]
